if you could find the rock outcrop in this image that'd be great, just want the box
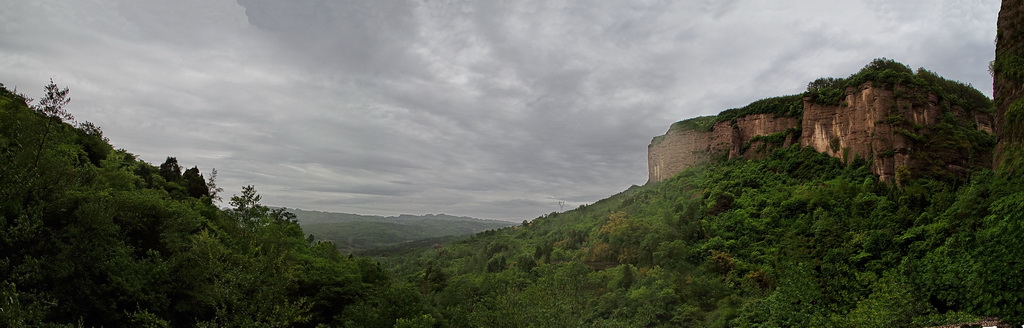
[993,0,1024,171]
[648,113,799,183]
[802,84,992,182]
[647,126,712,183]
[648,61,995,184]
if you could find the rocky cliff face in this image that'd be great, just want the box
[802,84,992,182]
[647,128,710,183]
[649,82,994,184]
[994,0,1024,171]
[648,114,799,183]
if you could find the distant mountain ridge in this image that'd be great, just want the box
[287,208,516,253]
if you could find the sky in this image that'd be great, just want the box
[1,0,1001,221]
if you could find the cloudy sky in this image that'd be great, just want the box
[1,0,1001,220]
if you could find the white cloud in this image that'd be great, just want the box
[0,0,1001,220]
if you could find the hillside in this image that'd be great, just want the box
[2,2,1021,327]
[387,145,1024,327]
[381,55,1022,327]
[287,209,515,253]
[0,83,435,327]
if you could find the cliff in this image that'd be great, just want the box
[803,83,993,182]
[648,59,994,184]
[647,113,799,182]
[994,0,1024,171]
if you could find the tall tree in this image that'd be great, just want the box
[206,168,224,202]
[29,79,73,171]
[159,157,182,182]
[182,166,209,199]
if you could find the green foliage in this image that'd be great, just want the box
[915,68,993,114]
[992,54,1024,84]
[742,128,799,154]
[669,115,718,133]
[715,94,803,123]
[806,77,848,106]
[0,82,431,327]
[1005,97,1024,131]
[665,95,802,135]
[2,65,1015,327]
[380,144,1024,327]
[804,58,993,114]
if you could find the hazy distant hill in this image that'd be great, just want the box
[287,208,516,253]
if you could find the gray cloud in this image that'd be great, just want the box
[1,0,1001,220]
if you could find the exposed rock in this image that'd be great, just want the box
[648,113,799,183]
[648,81,993,184]
[648,128,713,183]
[928,317,1012,328]
[993,0,1024,171]
[800,84,991,182]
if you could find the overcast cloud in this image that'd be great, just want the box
[1,0,1000,220]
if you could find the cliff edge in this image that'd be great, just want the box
[649,59,994,184]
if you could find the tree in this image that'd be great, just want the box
[182,166,209,199]
[34,78,73,123]
[207,168,224,202]
[29,79,73,170]
[159,157,182,182]
[229,185,270,231]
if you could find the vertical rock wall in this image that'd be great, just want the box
[994,0,1024,171]
[647,114,800,183]
[647,128,711,183]
[650,85,993,184]
[800,83,993,182]
[800,84,922,182]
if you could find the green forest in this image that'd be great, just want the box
[383,147,1024,327]
[0,83,435,327]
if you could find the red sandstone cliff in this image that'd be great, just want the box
[801,84,992,182]
[649,84,993,184]
[648,114,799,183]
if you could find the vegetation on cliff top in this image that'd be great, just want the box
[660,58,990,142]
[806,58,992,114]
[664,94,802,135]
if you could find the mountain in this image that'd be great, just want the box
[3,1,1022,326]
[381,62,1024,326]
[287,209,516,253]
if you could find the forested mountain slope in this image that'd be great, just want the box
[380,57,1024,327]
[0,83,435,327]
[387,145,1024,327]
